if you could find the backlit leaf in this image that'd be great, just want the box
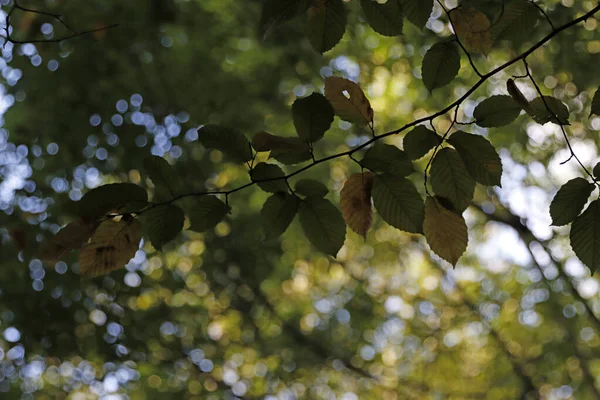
[429,148,475,212]
[422,41,461,91]
[449,6,494,55]
[360,0,403,37]
[423,196,468,266]
[492,0,539,44]
[197,124,253,163]
[38,219,98,263]
[570,200,600,273]
[361,144,413,176]
[403,126,441,159]
[308,0,347,54]
[550,178,594,226]
[79,217,142,277]
[473,95,522,127]
[340,172,374,237]
[295,179,329,198]
[189,196,231,233]
[142,204,185,250]
[76,183,148,219]
[251,162,288,193]
[401,0,432,28]
[292,92,335,143]
[261,192,300,239]
[324,76,373,125]
[299,197,346,256]
[528,96,570,125]
[372,174,424,234]
[447,131,502,186]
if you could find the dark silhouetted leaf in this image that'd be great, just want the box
[506,78,530,109]
[308,0,347,54]
[528,96,570,125]
[360,0,403,37]
[259,0,310,39]
[423,196,468,266]
[473,95,522,127]
[361,144,413,176]
[430,148,475,212]
[144,156,181,202]
[372,174,424,234]
[570,200,600,273]
[189,196,231,233]
[299,197,346,256]
[292,92,335,143]
[591,88,600,117]
[197,124,253,163]
[448,131,502,186]
[295,179,328,198]
[142,204,185,250]
[77,183,148,219]
[422,41,461,91]
[38,219,99,263]
[261,192,300,239]
[492,0,539,44]
[550,178,594,226]
[251,162,288,193]
[340,172,374,237]
[403,126,441,159]
[401,0,432,28]
[252,131,312,165]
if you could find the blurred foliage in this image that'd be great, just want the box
[1,0,600,399]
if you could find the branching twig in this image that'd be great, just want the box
[529,0,555,29]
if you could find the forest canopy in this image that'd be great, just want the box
[1,0,600,399]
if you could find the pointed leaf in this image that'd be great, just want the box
[299,197,346,256]
[295,179,328,198]
[528,96,570,125]
[308,0,347,54]
[591,88,600,118]
[447,131,502,186]
[429,148,475,213]
[324,76,373,125]
[259,0,311,39]
[403,126,441,159]
[144,156,181,202]
[142,204,185,250]
[79,217,142,277]
[506,78,530,109]
[361,144,413,176]
[261,192,300,239]
[570,200,600,273]
[492,0,539,44]
[473,95,522,127]
[340,172,375,237]
[189,196,231,233]
[252,131,312,165]
[449,6,494,55]
[422,41,461,91]
[38,219,99,263]
[251,162,288,193]
[372,174,424,234]
[550,178,595,226]
[292,93,335,143]
[197,124,253,163]
[400,0,432,28]
[360,0,403,37]
[76,183,148,219]
[423,196,468,266]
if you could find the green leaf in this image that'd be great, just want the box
[422,41,461,92]
[492,0,539,44]
[188,196,230,233]
[252,131,312,165]
[197,124,253,163]
[447,131,503,186]
[299,197,346,256]
[403,126,441,159]
[429,148,475,213]
[423,196,468,266]
[77,183,148,219]
[591,88,600,118]
[261,192,300,239]
[473,95,522,127]
[143,156,181,202]
[372,174,424,234]
[308,0,347,54]
[549,178,594,226]
[295,179,329,198]
[259,0,310,39]
[528,96,570,125]
[360,0,403,37]
[251,162,288,193]
[142,204,185,250]
[292,93,335,143]
[361,144,413,176]
[570,200,600,273]
[400,0,432,28]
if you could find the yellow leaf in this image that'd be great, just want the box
[38,219,99,263]
[79,217,142,278]
[450,7,493,56]
[324,77,373,125]
[423,196,468,266]
[340,172,374,238]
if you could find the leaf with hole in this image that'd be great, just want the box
[403,126,441,159]
[261,192,300,239]
[79,217,142,278]
[340,172,374,238]
[361,144,413,176]
[423,196,468,266]
[308,0,347,54]
[473,95,522,127]
[142,204,185,250]
[447,131,502,186]
[292,93,335,143]
[197,124,253,163]
[429,148,475,213]
[324,76,373,125]
[549,178,594,226]
[372,174,424,234]
[299,197,346,257]
[295,179,328,198]
[251,162,288,193]
[360,0,403,37]
[422,41,461,92]
[189,196,231,233]
[570,200,600,273]
[528,96,570,125]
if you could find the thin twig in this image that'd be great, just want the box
[529,0,555,29]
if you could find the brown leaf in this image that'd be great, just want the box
[324,77,373,125]
[450,7,493,55]
[38,219,99,263]
[340,172,375,238]
[423,196,468,266]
